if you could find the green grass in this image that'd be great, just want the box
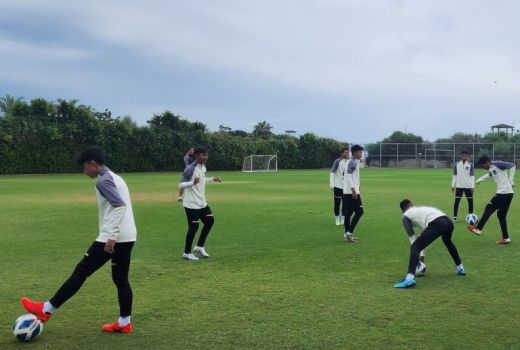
[1,168,519,349]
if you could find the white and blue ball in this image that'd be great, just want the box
[415,261,427,276]
[13,313,43,342]
[466,213,479,226]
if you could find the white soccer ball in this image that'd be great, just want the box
[466,213,478,226]
[13,313,43,342]
[415,261,427,276]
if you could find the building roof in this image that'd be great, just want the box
[491,123,514,129]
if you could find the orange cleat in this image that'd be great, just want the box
[496,238,511,244]
[102,321,133,333]
[20,297,52,323]
[467,226,481,236]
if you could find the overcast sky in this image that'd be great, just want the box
[1,0,519,143]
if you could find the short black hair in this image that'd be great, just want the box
[399,199,412,212]
[187,146,194,152]
[477,155,491,165]
[460,150,469,155]
[351,144,364,153]
[340,147,349,153]
[193,146,209,155]
[77,146,105,165]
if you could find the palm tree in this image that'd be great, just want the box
[0,94,23,116]
[253,121,273,139]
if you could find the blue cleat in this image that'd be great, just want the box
[393,278,416,289]
[456,266,466,275]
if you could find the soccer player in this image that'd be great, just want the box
[467,156,515,244]
[452,150,475,222]
[20,146,137,333]
[179,146,221,260]
[178,147,195,202]
[342,144,364,242]
[330,147,350,225]
[394,199,465,289]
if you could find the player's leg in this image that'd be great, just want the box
[496,194,513,243]
[103,242,135,333]
[464,188,474,214]
[474,195,499,232]
[437,217,464,274]
[453,188,463,220]
[349,196,364,236]
[394,228,439,288]
[343,194,355,241]
[193,206,214,258]
[183,208,200,260]
[22,242,111,322]
[333,187,343,225]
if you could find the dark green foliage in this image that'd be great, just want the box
[0,96,345,174]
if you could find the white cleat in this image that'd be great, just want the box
[335,219,341,226]
[193,246,210,258]
[344,233,357,243]
[182,253,199,261]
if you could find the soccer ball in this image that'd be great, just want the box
[13,313,43,342]
[415,261,427,276]
[466,213,478,226]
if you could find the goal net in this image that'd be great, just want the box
[242,155,278,172]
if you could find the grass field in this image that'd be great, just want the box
[1,168,519,349]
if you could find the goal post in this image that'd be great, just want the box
[242,155,278,172]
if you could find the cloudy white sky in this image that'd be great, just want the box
[1,0,519,142]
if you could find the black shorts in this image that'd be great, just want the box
[455,188,473,198]
[343,194,363,211]
[333,187,343,198]
[185,206,213,223]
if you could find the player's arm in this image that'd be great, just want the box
[402,216,415,240]
[509,165,516,187]
[470,163,475,191]
[96,179,127,253]
[451,164,457,192]
[475,173,489,185]
[345,161,358,198]
[330,159,339,190]
[179,167,198,189]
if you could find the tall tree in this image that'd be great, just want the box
[0,94,24,116]
[253,121,273,139]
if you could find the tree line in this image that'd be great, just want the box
[0,95,345,174]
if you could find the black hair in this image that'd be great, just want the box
[477,155,490,165]
[351,144,364,153]
[340,147,349,153]
[399,199,412,212]
[77,146,105,165]
[460,150,469,155]
[193,146,209,155]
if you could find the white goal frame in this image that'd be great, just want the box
[242,155,278,172]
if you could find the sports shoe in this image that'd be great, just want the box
[20,297,52,323]
[344,233,357,243]
[456,266,466,275]
[467,226,481,236]
[102,321,133,333]
[335,219,341,226]
[340,216,345,225]
[453,216,458,222]
[393,279,416,289]
[496,238,511,244]
[193,246,210,258]
[182,253,199,260]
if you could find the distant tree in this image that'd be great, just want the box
[0,94,24,116]
[436,132,482,143]
[381,131,424,143]
[253,121,273,139]
[229,129,250,137]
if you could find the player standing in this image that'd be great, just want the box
[330,147,350,225]
[179,146,221,260]
[452,151,475,222]
[467,156,515,244]
[343,144,364,242]
[21,146,137,333]
[394,199,465,289]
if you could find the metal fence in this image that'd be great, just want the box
[363,143,520,168]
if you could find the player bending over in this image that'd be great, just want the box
[394,199,465,289]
